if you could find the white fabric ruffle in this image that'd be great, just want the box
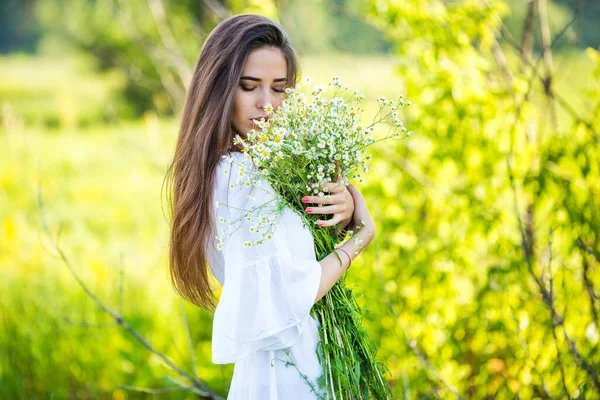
[207,151,323,366]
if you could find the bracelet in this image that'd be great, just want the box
[335,247,352,269]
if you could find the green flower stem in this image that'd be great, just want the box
[305,222,393,399]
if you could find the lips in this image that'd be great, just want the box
[250,116,269,121]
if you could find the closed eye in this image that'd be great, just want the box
[240,85,285,93]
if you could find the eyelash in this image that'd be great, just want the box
[240,85,285,93]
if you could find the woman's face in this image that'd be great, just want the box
[231,46,288,137]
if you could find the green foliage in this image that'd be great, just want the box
[0,0,40,53]
[502,0,578,50]
[357,0,600,397]
[276,0,393,55]
[2,1,600,398]
[501,0,600,50]
[35,0,217,117]
[0,118,233,398]
[32,0,393,119]
[0,54,126,129]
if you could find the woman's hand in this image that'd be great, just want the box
[345,183,375,244]
[301,175,354,233]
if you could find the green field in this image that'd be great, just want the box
[2,43,599,399]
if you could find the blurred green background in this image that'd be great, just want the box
[1,0,599,398]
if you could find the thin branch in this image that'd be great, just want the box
[36,177,224,400]
[537,0,554,74]
[496,14,598,138]
[562,324,600,391]
[167,375,215,396]
[181,300,199,376]
[509,303,554,398]
[521,0,536,68]
[576,237,600,264]
[537,0,558,131]
[583,261,600,309]
[484,1,594,139]
[49,300,120,328]
[202,0,230,21]
[118,252,125,316]
[118,384,188,394]
[546,231,570,398]
[147,0,193,90]
[575,0,584,47]
[578,240,600,327]
[116,0,185,109]
[490,37,514,85]
[506,160,600,392]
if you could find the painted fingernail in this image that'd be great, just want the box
[301,197,309,202]
[317,221,323,226]
[306,208,312,213]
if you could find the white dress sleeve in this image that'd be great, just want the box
[210,152,322,364]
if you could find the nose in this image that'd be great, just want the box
[256,87,275,111]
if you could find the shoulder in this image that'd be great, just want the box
[214,152,278,209]
[214,152,263,203]
[216,151,255,176]
[215,152,242,187]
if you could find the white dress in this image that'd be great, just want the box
[206,151,327,399]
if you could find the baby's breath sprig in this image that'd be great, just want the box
[214,154,285,250]
[336,219,368,255]
[231,75,411,189]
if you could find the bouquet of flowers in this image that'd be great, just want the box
[217,75,412,399]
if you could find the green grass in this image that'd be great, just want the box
[0,119,232,398]
[1,48,598,398]
[0,53,124,129]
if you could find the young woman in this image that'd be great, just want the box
[165,14,376,399]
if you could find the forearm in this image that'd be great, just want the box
[313,225,374,304]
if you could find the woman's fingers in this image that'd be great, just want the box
[307,180,347,194]
[304,204,345,215]
[303,179,357,229]
[302,192,344,205]
[324,179,346,193]
[316,215,341,227]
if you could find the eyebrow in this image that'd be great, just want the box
[240,76,287,83]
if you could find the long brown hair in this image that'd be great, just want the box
[163,14,300,311]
